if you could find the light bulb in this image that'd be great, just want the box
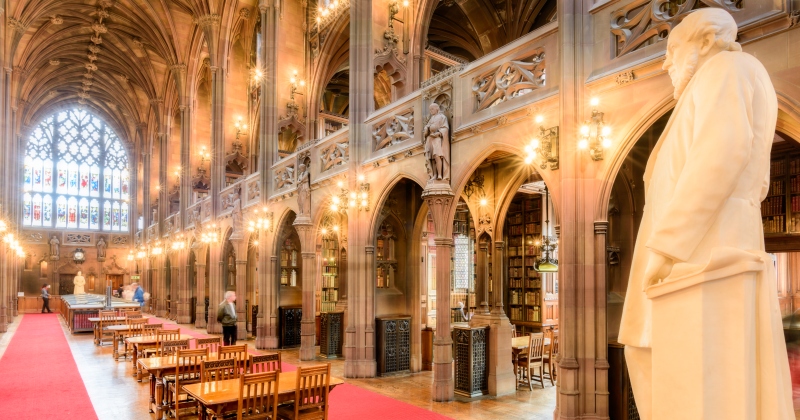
[349,192,356,199]
[290,77,296,84]
[524,145,533,154]
[322,228,328,234]
[357,174,365,182]
[403,0,409,6]
[331,204,338,211]
[531,139,540,149]
[601,126,611,136]
[590,97,600,107]
[602,138,612,148]
[300,80,306,87]
[243,124,248,130]
[332,196,340,204]
[360,192,367,199]
[535,115,544,124]
[578,139,589,149]
[524,156,534,164]
[349,199,356,207]
[361,199,368,207]
[580,125,590,136]
[480,198,488,206]
[337,181,343,188]
[253,240,259,246]
[333,225,339,232]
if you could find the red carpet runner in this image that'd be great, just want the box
[152,317,452,419]
[0,314,98,419]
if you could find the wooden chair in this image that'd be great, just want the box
[518,333,545,390]
[158,339,191,357]
[250,353,281,374]
[511,325,518,338]
[200,358,238,384]
[165,348,209,419]
[237,371,280,420]
[543,331,559,385]
[196,337,222,354]
[277,364,331,420]
[220,344,249,375]
[120,317,148,359]
[125,311,143,320]
[143,328,181,358]
[98,310,118,346]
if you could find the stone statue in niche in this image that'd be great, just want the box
[152,208,158,224]
[422,103,450,183]
[96,236,107,261]
[618,9,792,420]
[296,162,311,217]
[231,186,243,235]
[49,235,60,260]
[73,271,86,294]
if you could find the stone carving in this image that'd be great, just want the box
[73,271,86,294]
[610,0,743,58]
[616,70,635,85]
[422,103,450,182]
[22,232,44,243]
[472,50,545,112]
[65,233,91,244]
[50,15,63,25]
[110,235,128,246]
[373,109,414,151]
[230,186,243,235]
[96,236,107,261]
[49,235,60,260]
[226,139,248,175]
[275,165,295,190]
[296,159,311,217]
[248,180,260,200]
[49,59,60,66]
[478,213,492,235]
[320,140,349,172]
[619,10,792,420]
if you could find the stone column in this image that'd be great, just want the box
[176,248,192,324]
[294,221,317,360]
[422,184,455,402]
[257,254,279,348]
[594,221,610,414]
[206,244,223,334]
[482,240,516,396]
[235,242,248,340]
[194,244,207,328]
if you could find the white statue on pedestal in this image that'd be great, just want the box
[73,271,86,295]
[618,9,792,420]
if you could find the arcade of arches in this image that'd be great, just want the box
[1,0,800,419]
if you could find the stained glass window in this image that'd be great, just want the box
[22,109,130,231]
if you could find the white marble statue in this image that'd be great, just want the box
[422,103,450,182]
[296,162,311,216]
[73,270,86,295]
[618,9,792,420]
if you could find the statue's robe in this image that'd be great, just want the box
[424,113,450,180]
[619,51,793,419]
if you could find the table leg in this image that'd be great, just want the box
[134,344,141,380]
[155,371,164,419]
[148,372,156,413]
[94,324,98,345]
[113,332,119,360]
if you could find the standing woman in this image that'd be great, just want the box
[41,284,53,313]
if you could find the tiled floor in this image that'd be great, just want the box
[0,314,558,420]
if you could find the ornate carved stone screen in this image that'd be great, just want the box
[452,325,488,397]
[279,305,302,348]
[376,315,411,376]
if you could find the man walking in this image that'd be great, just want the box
[132,282,145,308]
[217,291,238,346]
[41,284,52,313]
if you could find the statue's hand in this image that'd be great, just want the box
[643,251,674,290]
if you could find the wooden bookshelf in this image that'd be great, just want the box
[280,237,299,287]
[763,146,800,252]
[321,235,339,313]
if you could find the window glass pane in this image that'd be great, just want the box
[79,163,90,196]
[32,194,42,226]
[113,169,121,199]
[68,162,79,195]
[56,196,67,228]
[454,235,470,289]
[103,171,112,197]
[79,198,89,229]
[121,170,130,200]
[32,159,43,192]
[43,195,52,227]
[90,166,100,197]
[22,193,32,225]
[103,201,111,230]
[112,202,121,231]
[67,197,78,228]
[121,202,129,231]
[43,160,53,193]
[57,161,68,194]
[23,157,32,192]
[90,199,99,230]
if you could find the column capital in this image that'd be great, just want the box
[594,220,609,235]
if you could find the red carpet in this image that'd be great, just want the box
[149,317,451,419]
[0,314,98,419]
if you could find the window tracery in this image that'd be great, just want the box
[23,109,130,232]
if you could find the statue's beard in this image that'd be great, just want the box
[670,49,699,99]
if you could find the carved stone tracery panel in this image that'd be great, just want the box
[472,50,545,112]
[320,140,349,173]
[373,109,414,151]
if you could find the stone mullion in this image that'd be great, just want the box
[194,244,207,328]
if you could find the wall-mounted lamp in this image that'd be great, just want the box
[534,186,558,273]
[247,206,274,237]
[151,241,163,256]
[579,97,612,161]
[524,115,559,170]
[127,250,135,261]
[330,176,369,213]
[289,70,306,101]
[389,0,410,54]
[136,247,147,260]
[234,116,248,140]
[199,146,211,169]
[200,222,220,244]
[315,0,345,27]
[170,234,186,251]
[479,197,488,207]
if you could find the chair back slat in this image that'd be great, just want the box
[528,333,545,360]
[220,344,248,374]
[126,312,143,319]
[126,317,148,337]
[238,371,279,420]
[142,323,163,337]
[159,339,190,357]
[155,328,181,343]
[196,337,222,354]
[249,353,281,374]
[201,358,237,384]
[175,348,209,389]
[293,364,331,417]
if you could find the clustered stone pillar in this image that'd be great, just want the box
[294,221,317,360]
[194,244,207,328]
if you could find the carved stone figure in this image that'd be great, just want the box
[96,236,107,260]
[151,208,157,224]
[73,271,86,294]
[231,187,243,234]
[49,235,60,260]
[296,163,311,216]
[422,103,450,182]
[618,9,792,420]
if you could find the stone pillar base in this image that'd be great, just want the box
[432,340,454,401]
[300,319,316,360]
[195,304,207,328]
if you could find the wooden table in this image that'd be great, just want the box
[137,353,220,418]
[88,316,127,345]
[183,371,345,420]
[105,323,159,360]
[512,336,550,387]
[125,334,192,381]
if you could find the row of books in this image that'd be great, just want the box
[508,246,537,257]
[508,307,543,322]
[762,196,784,216]
[792,176,800,194]
[524,291,541,305]
[791,196,800,213]
[509,307,524,321]
[322,266,338,275]
[770,179,786,196]
[525,223,542,235]
[763,216,785,234]
[774,159,788,176]
[320,302,337,313]
[509,290,523,305]
[322,289,339,302]
[321,277,337,288]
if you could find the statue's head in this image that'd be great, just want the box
[429,103,440,115]
[77,270,82,276]
[663,8,741,99]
